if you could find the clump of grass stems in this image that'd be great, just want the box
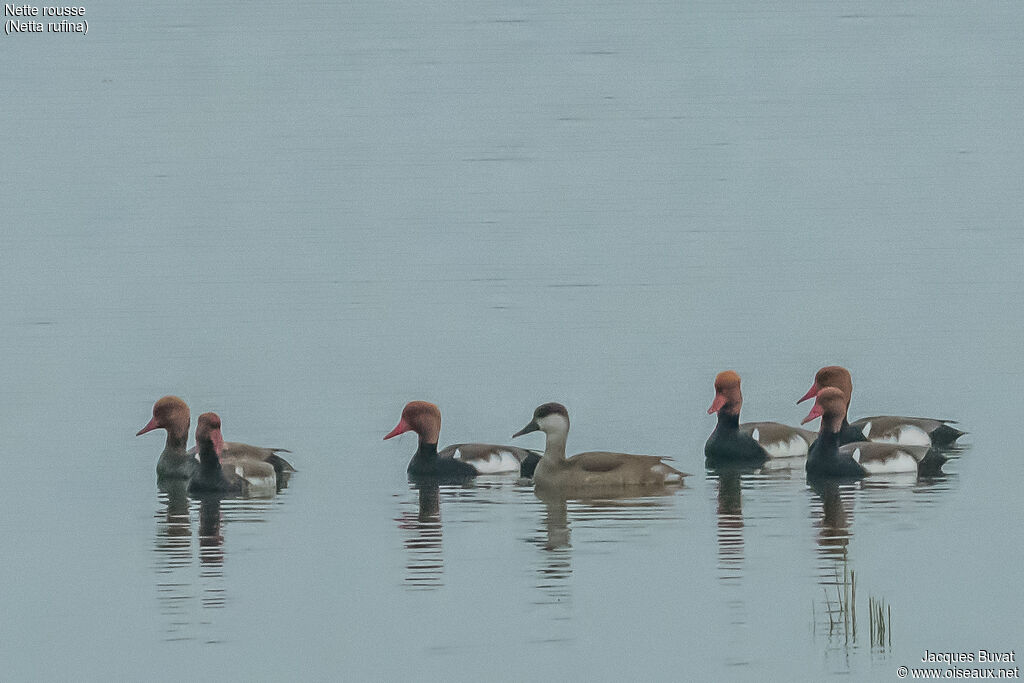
[868,596,892,649]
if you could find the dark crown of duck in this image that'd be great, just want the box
[513,402,569,438]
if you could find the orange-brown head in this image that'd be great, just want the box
[384,401,442,444]
[801,387,848,433]
[195,412,225,457]
[797,366,853,406]
[136,396,190,439]
[708,370,743,417]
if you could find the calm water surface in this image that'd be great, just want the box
[3,1,1022,680]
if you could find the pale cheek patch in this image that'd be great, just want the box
[537,414,569,434]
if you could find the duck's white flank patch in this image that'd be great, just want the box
[236,465,276,497]
[896,425,931,447]
[762,434,809,459]
[851,447,862,463]
[470,450,521,474]
[452,448,462,460]
[751,428,760,442]
[871,424,931,447]
[860,451,919,474]
[861,421,873,439]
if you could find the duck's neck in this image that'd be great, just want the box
[197,445,223,472]
[812,428,840,460]
[543,430,568,462]
[162,425,189,459]
[716,411,740,433]
[414,441,439,463]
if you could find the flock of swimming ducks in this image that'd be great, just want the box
[137,365,965,496]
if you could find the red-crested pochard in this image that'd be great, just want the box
[798,366,965,447]
[137,396,197,479]
[705,371,816,465]
[137,396,294,479]
[188,412,277,496]
[802,388,931,478]
[384,401,541,480]
[512,402,687,489]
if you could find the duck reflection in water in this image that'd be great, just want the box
[706,465,751,583]
[196,494,225,569]
[152,486,280,640]
[154,479,192,574]
[806,478,858,657]
[808,477,853,564]
[396,481,444,591]
[531,488,574,609]
[530,486,680,607]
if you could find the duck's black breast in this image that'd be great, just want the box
[188,460,244,494]
[810,422,869,449]
[407,443,478,482]
[806,431,867,478]
[705,415,767,464]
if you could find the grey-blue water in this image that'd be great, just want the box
[3,2,1022,680]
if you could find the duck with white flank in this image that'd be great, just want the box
[188,413,278,496]
[798,366,965,447]
[705,371,816,466]
[137,396,294,479]
[384,401,541,481]
[512,402,687,490]
[802,387,932,478]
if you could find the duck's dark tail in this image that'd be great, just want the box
[931,423,966,447]
[519,451,541,478]
[266,451,296,474]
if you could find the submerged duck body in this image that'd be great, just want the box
[799,366,965,447]
[385,401,538,481]
[705,371,813,465]
[803,388,932,478]
[513,402,687,490]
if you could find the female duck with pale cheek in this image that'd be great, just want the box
[188,413,278,497]
[798,365,965,447]
[137,396,197,480]
[802,388,931,478]
[512,402,686,490]
[704,371,816,466]
[384,401,541,481]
